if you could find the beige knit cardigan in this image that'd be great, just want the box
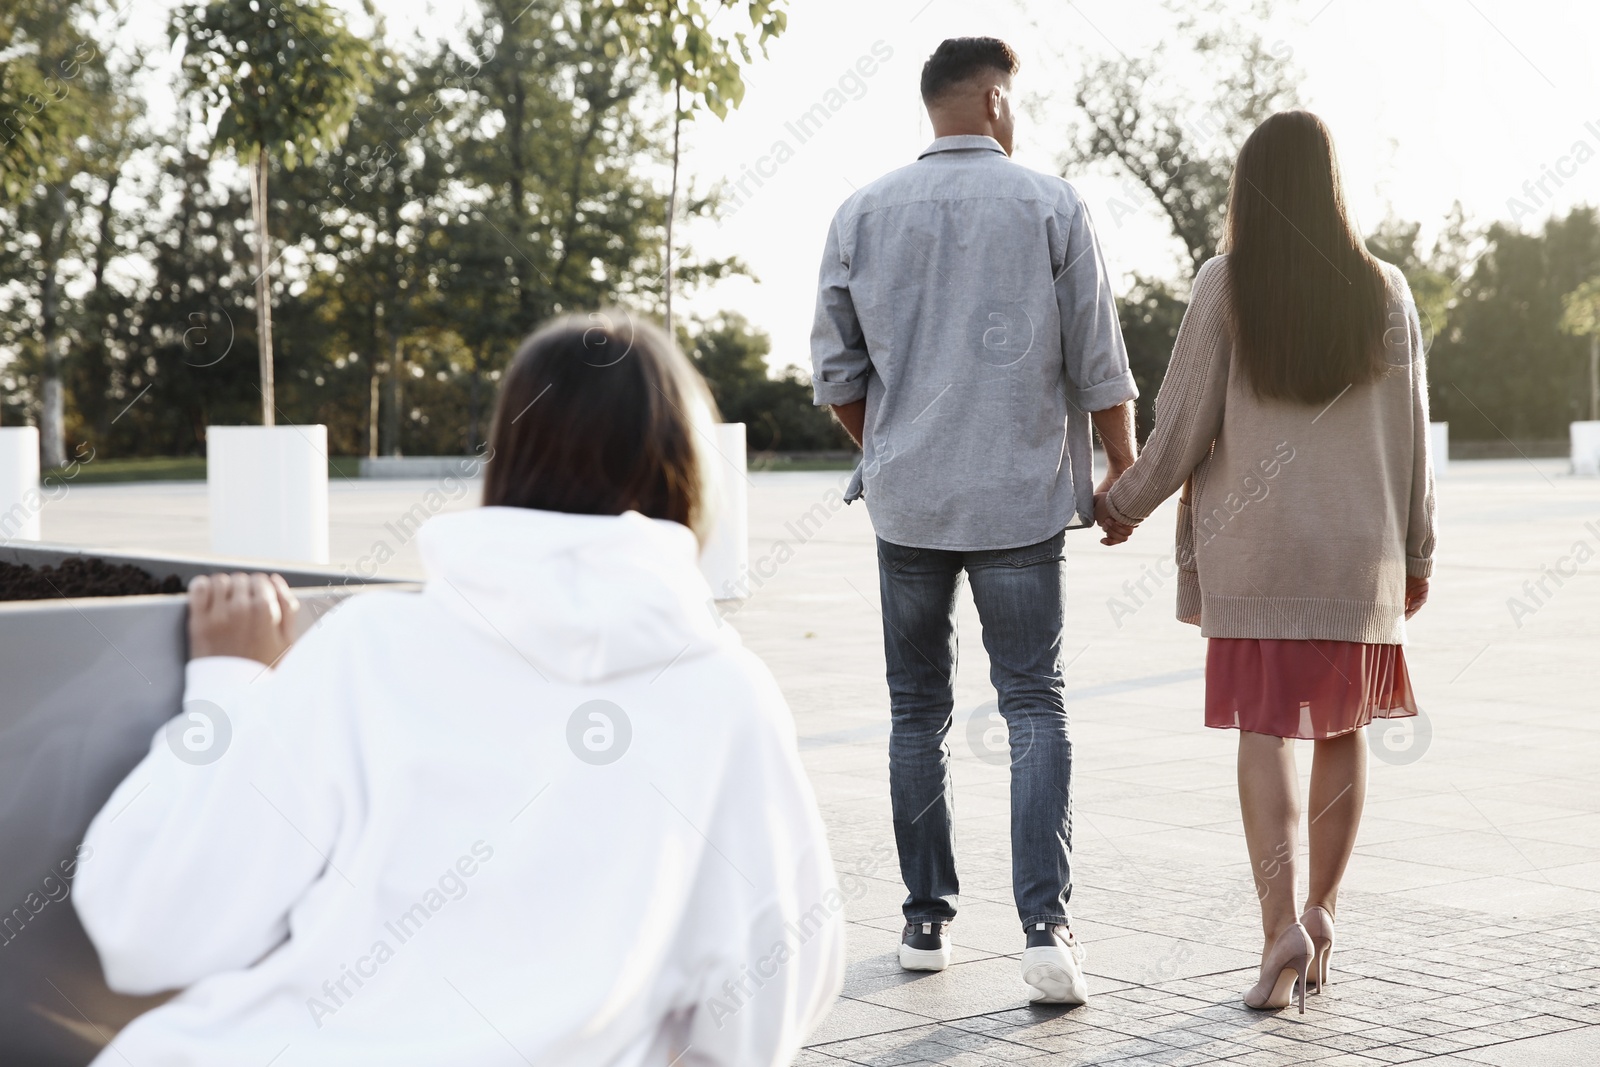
[1104,255,1436,644]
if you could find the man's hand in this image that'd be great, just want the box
[1094,492,1136,547]
[1404,576,1429,619]
[188,572,300,666]
[829,399,866,448]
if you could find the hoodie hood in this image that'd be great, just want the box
[417,507,730,684]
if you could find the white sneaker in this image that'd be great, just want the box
[899,921,952,971]
[1021,922,1088,1004]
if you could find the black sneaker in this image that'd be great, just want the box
[899,920,952,971]
[1021,922,1087,1004]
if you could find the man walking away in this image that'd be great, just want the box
[810,37,1139,1006]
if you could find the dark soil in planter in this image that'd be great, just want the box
[0,557,184,602]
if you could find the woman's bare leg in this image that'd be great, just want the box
[1306,729,1367,917]
[1237,730,1300,950]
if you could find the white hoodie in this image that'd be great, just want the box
[75,507,844,1067]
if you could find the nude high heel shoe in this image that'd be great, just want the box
[1243,923,1313,1014]
[1300,906,1335,995]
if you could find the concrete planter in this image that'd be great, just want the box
[207,425,330,563]
[699,423,750,601]
[0,426,41,542]
[1430,421,1449,475]
[0,543,406,1065]
[1572,421,1600,477]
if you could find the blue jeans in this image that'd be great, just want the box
[877,531,1072,931]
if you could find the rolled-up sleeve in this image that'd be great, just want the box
[809,212,870,407]
[1054,192,1138,412]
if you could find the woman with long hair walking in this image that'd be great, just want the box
[1097,110,1436,1013]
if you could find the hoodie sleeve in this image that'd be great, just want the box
[73,639,353,995]
[669,660,845,1066]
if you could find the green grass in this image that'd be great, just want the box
[45,456,365,484]
[42,453,856,483]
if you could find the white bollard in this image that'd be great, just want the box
[1429,422,1449,476]
[1572,421,1600,477]
[698,423,749,601]
[207,425,330,563]
[0,427,42,542]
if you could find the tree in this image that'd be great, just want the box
[1117,276,1187,439]
[1560,277,1600,422]
[601,0,787,333]
[278,36,452,457]
[1045,0,1299,273]
[172,0,372,425]
[0,0,100,202]
[0,0,115,464]
[112,139,260,455]
[1365,215,1457,354]
[686,313,851,452]
[1430,207,1600,440]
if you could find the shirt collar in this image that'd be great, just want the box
[918,135,1006,160]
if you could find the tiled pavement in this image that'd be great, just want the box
[724,459,1600,1066]
[40,458,1600,1065]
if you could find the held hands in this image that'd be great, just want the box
[1094,494,1136,546]
[1404,576,1429,619]
[1094,467,1137,547]
[187,572,301,666]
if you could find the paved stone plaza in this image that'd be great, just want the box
[39,458,1600,1066]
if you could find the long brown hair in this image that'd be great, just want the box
[1223,110,1389,404]
[481,310,717,541]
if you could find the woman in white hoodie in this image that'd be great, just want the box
[73,313,845,1066]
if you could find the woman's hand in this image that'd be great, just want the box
[1094,492,1137,546]
[188,572,301,666]
[1404,576,1429,619]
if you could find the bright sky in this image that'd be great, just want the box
[115,0,1600,372]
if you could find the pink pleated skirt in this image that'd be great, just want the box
[1205,638,1419,740]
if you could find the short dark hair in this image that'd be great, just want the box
[920,37,1019,104]
[481,311,716,539]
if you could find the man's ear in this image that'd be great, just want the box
[989,86,1002,121]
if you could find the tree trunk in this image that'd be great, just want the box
[39,378,65,469]
[38,186,70,469]
[249,154,275,425]
[383,337,403,457]
[664,77,682,338]
[1591,334,1598,423]
[467,343,484,453]
[87,168,123,446]
[505,23,532,325]
[368,370,381,458]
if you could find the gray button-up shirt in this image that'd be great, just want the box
[810,135,1138,551]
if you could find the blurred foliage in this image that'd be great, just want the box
[1056,0,1596,445]
[1561,277,1600,339]
[1117,277,1187,441]
[6,0,1592,461]
[0,0,794,459]
[601,0,787,120]
[0,0,104,199]
[1059,0,1299,273]
[685,312,851,453]
[171,0,374,170]
[1430,207,1600,439]
[172,0,375,424]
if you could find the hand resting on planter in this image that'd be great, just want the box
[186,571,300,666]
